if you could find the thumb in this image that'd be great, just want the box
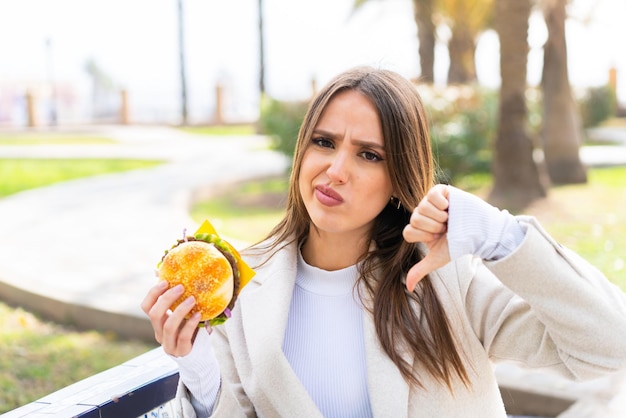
[405,238,450,292]
[406,255,438,292]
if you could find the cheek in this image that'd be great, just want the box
[298,155,312,190]
[298,151,322,187]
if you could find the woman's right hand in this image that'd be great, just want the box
[141,280,202,357]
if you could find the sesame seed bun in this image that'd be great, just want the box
[158,240,234,321]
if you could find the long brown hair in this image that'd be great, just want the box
[258,67,469,389]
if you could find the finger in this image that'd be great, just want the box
[147,284,185,342]
[408,211,447,234]
[140,280,169,315]
[176,311,202,355]
[402,223,444,244]
[415,194,449,224]
[161,295,196,354]
[427,184,451,211]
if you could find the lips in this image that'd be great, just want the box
[314,184,344,207]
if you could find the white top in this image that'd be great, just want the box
[173,186,528,416]
[281,250,372,417]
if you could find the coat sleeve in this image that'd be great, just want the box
[462,216,626,380]
[172,324,255,417]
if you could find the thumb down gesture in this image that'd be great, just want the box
[402,184,451,292]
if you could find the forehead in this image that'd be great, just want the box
[316,90,383,141]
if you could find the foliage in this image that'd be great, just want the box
[258,96,309,160]
[421,84,497,183]
[577,85,617,128]
[0,159,162,198]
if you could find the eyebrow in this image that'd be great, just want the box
[313,129,385,151]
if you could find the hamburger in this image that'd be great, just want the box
[157,220,255,327]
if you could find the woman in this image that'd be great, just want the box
[142,67,626,417]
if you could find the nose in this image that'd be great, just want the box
[326,149,350,184]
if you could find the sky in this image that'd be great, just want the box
[0,0,624,125]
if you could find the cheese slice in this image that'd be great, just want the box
[194,219,256,289]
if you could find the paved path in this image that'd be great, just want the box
[1,124,625,417]
[0,125,289,338]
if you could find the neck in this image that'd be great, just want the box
[301,228,370,271]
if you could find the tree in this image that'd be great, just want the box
[177,0,188,125]
[489,0,546,209]
[354,0,493,85]
[438,0,494,84]
[540,0,587,184]
[412,0,436,83]
[258,0,266,95]
[353,0,436,83]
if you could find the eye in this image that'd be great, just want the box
[312,137,334,149]
[360,150,383,162]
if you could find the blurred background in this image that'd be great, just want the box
[0,0,624,126]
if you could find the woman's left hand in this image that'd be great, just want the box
[402,184,451,292]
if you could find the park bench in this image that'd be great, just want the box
[2,348,179,418]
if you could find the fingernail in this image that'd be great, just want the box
[173,284,184,293]
[158,280,169,289]
[183,296,195,306]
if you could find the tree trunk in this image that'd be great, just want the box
[447,22,477,84]
[258,0,266,96]
[489,0,546,210]
[177,0,188,126]
[541,0,587,184]
[413,0,435,83]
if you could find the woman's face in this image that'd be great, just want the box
[298,89,394,240]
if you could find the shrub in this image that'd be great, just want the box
[420,85,497,184]
[258,86,519,186]
[578,85,617,128]
[258,96,309,160]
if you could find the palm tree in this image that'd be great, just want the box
[354,0,492,85]
[177,0,188,125]
[540,0,587,184]
[413,0,436,83]
[258,0,266,95]
[353,0,436,83]
[489,0,546,208]
[438,0,494,84]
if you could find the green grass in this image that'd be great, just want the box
[523,167,626,290]
[0,159,162,197]
[0,156,163,412]
[179,124,257,136]
[191,176,288,244]
[0,302,155,413]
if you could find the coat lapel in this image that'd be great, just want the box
[239,243,323,416]
[362,296,410,418]
[238,241,411,417]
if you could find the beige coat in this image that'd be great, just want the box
[176,217,626,417]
